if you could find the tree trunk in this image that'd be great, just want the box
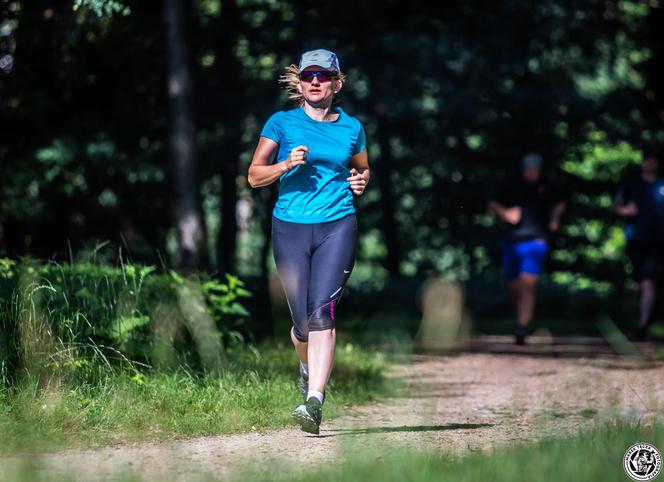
[163,0,205,271]
[214,0,242,275]
[376,116,402,277]
[219,155,238,274]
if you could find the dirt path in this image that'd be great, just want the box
[5,337,664,481]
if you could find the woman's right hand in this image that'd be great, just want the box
[283,145,310,172]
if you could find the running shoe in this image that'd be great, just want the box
[635,325,648,342]
[515,324,528,346]
[292,397,322,435]
[298,362,308,401]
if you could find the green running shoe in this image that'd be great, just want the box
[292,397,322,435]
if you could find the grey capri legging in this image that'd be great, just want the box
[272,214,358,342]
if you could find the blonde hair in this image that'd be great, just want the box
[279,64,346,107]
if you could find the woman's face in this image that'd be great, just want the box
[298,66,342,107]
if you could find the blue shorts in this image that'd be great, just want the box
[502,239,549,281]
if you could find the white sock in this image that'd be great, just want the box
[307,390,324,404]
[300,362,308,377]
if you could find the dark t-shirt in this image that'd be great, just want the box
[616,174,664,242]
[492,179,563,241]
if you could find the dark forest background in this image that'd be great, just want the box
[2,0,663,336]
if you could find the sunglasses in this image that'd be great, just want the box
[299,71,336,83]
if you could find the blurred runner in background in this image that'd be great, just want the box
[489,153,566,345]
[614,150,664,340]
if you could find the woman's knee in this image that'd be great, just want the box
[308,316,335,333]
[291,324,309,343]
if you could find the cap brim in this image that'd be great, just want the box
[299,62,335,71]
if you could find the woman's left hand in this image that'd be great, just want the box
[347,168,368,196]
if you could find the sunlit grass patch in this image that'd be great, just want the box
[241,420,664,482]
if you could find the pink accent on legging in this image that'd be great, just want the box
[329,301,335,320]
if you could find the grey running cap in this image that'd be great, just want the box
[521,153,543,168]
[299,49,340,72]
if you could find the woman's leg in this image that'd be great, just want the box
[306,215,358,398]
[290,215,357,434]
[306,329,335,394]
[272,218,312,362]
[290,327,308,364]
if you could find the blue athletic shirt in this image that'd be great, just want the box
[260,107,367,224]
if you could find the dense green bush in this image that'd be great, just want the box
[0,258,251,385]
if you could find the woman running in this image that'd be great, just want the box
[248,49,370,434]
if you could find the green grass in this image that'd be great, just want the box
[0,259,391,453]
[0,341,389,453]
[238,420,664,482]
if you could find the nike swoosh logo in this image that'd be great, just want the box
[330,286,343,298]
[344,270,351,274]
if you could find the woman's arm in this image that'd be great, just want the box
[347,149,370,196]
[247,137,309,188]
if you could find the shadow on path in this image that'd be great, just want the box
[312,423,494,438]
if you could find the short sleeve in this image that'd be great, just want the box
[260,112,284,144]
[352,123,367,156]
